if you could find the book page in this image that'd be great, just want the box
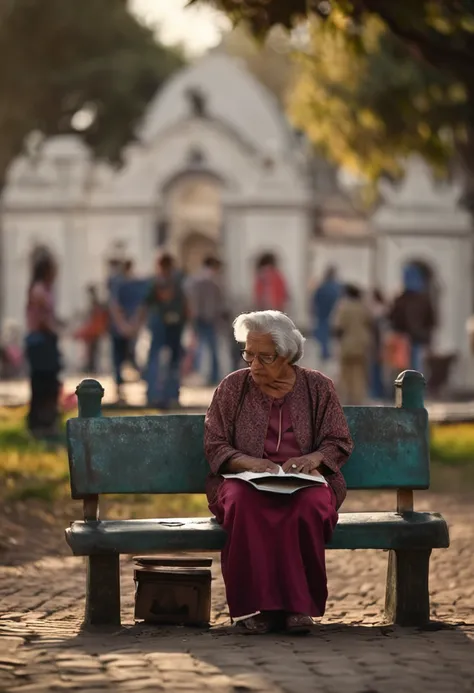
[222,467,327,487]
[251,477,320,494]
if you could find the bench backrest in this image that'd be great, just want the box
[67,371,429,499]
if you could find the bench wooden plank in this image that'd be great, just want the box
[67,407,429,498]
[65,511,449,556]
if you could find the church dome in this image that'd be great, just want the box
[141,53,293,156]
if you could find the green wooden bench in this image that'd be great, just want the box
[65,370,449,628]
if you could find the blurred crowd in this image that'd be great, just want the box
[20,248,439,439]
[310,265,437,405]
[72,250,293,409]
[22,250,277,438]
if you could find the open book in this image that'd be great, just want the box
[222,466,327,495]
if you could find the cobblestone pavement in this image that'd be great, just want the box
[1,490,473,692]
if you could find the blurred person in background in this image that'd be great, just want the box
[218,292,249,376]
[111,260,149,373]
[389,264,436,373]
[226,297,247,373]
[107,258,124,299]
[107,260,129,403]
[312,267,342,362]
[187,256,224,386]
[25,254,62,439]
[332,284,372,404]
[135,253,188,408]
[368,289,388,401]
[254,252,289,313]
[108,260,149,402]
[74,285,108,374]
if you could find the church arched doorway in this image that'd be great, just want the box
[158,172,223,273]
[181,232,218,276]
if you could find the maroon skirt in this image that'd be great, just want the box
[209,479,338,619]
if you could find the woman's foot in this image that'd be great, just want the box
[285,613,314,635]
[234,612,281,634]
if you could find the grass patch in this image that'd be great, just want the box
[430,423,474,465]
[0,408,209,516]
[7,480,65,503]
[0,411,69,484]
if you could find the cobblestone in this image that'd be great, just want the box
[0,491,473,692]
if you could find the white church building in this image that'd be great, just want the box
[1,51,473,387]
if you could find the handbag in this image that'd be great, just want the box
[383,332,410,370]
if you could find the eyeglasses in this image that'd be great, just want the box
[240,350,279,365]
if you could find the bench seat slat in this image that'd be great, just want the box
[65,511,449,556]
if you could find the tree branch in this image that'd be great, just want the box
[353,0,474,81]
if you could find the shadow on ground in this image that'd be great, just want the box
[2,619,474,693]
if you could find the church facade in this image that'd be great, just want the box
[1,52,472,386]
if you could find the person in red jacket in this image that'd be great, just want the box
[254,253,289,312]
[74,285,108,373]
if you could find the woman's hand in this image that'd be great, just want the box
[247,458,280,474]
[282,454,323,476]
[222,455,279,475]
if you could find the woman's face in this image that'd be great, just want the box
[244,332,290,387]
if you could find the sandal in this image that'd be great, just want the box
[285,613,314,635]
[233,613,274,634]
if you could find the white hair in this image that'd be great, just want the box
[233,310,305,364]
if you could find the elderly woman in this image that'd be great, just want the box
[205,310,353,634]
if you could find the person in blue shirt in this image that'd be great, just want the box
[312,267,342,361]
[108,260,150,403]
[117,261,150,368]
[133,253,188,408]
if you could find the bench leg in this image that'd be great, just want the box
[85,554,121,626]
[384,549,431,626]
